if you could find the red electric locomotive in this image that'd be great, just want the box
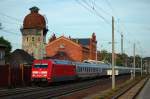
[31,59,77,83]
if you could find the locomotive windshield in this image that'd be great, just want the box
[34,64,48,68]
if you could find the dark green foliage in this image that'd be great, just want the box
[100,50,112,63]
[0,36,12,57]
[100,49,144,67]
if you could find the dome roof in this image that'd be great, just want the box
[23,7,46,29]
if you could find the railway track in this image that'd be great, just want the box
[0,86,44,97]
[112,76,149,99]
[0,75,129,99]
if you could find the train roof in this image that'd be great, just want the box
[34,59,140,70]
[73,62,111,68]
[52,59,72,65]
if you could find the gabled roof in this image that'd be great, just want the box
[46,36,82,48]
[72,38,90,46]
[8,49,34,66]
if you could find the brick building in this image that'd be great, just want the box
[46,33,97,62]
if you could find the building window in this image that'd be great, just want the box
[0,52,4,60]
[27,37,28,42]
[32,37,34,41]
[38,37,41,41]
[60,44,65,49]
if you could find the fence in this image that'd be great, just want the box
[0,64,32,87]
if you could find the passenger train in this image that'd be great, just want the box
[31,59,141,83]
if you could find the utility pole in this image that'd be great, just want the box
[141,57,143,76]
[121,33,123,54]
[96,49,97,61]
[0,23,2,30]
[121,33,126,66]
[133,43,136,78]
[96,44,97,61]
[112,16,115,89]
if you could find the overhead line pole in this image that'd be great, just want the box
[121,33,123,54]
[133,43,136,78]
[112,16,115,89]
[141,56,143,76]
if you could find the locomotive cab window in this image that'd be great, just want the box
[34,64,48,68]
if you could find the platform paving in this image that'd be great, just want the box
[137,78,150,99]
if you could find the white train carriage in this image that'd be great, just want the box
[74,60,141,78]
[73,61,112,78]
[115,66,131,75]
[107,66,141,76]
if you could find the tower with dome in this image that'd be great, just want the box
[21,6,48,59]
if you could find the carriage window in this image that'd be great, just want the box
[80,67,82,72]
[79,67,81,72]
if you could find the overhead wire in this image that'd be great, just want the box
[0,12,22,36]
[81,0,111,25]
[76,0,97,15]
[0,18,21,26]
[92,0,112,16]
[104,0,138,56]
[0,12,22,23]
[0,29,21,36]
[105,0,118,18]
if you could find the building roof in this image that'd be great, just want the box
[47,36,82,48]
[46,51,73,61]
[8,49,34,67]
[23,6,46,29]
[144,57,150,61]
[72,38,90,46]
[0,44,7,48]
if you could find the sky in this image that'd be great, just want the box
[0,0,150,57]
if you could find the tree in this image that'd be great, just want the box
[115,53,129,66]
[100,50,111,63]
[0,36,12,57]
[135,55,141,68]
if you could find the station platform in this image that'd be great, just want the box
[137,78,150,99]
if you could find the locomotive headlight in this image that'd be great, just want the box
[32,74,35,77]
[32,71,38,74]
[43,74,47,77]
[41,71,47,74]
